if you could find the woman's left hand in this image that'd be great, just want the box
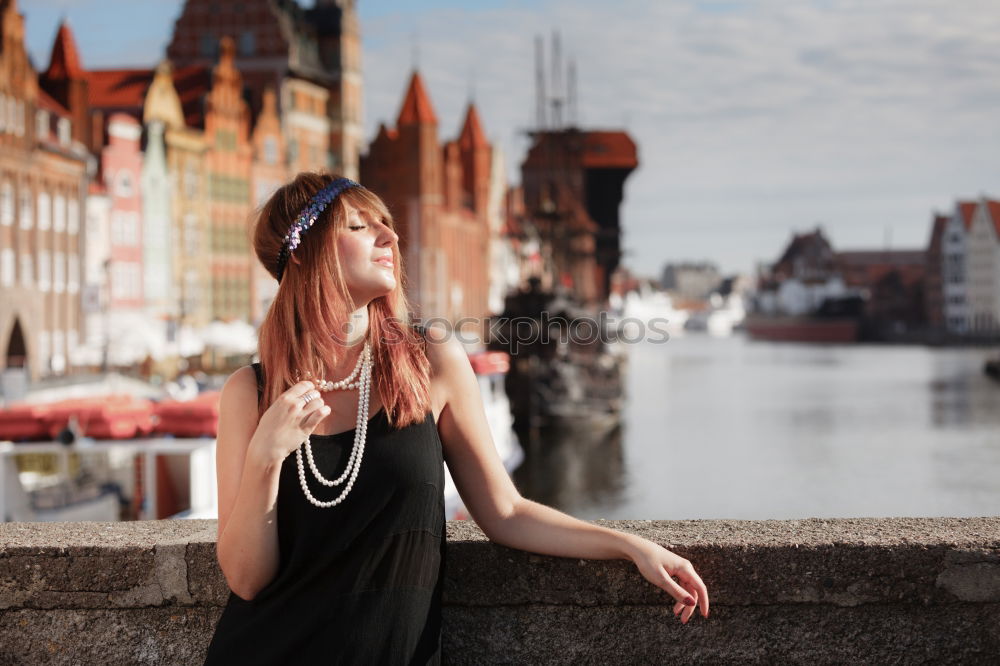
[630,538,710,624]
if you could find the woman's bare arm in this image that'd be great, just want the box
[214,366,283,601]
[426,328,709,623]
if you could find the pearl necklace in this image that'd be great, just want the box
[295,341,372,508]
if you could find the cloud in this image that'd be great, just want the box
[363,0,1000,274]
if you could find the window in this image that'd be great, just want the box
[200,33,218,58]
[20,253,32,287]
[184,213,199,255]
[19,188,32,230]
[0,92,6,132]
[39,330,50,367]
[288,139,299,164]
[37,191,51,230]
[67,197,79,234]
[54,194,66,232]
[263,136,278,165]
[1,180,12,226]
[1,248,13,287]
[15,101,24,136]
[38,250,51,292]
[67,253,79,293]
[116,171,134,198]
[58,118,71,145]
[240,30,255,56]
[54,251,65,293]
[184,164,198,198]
[36,110,49,140]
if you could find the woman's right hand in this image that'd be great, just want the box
[248,380,330,467]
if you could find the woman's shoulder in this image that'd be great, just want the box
[220,365,261,407]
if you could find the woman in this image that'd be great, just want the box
[204,173,709,664]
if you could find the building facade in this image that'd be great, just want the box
[966,199,1000,333]
[361,72,494,334]
[1,2,88,382]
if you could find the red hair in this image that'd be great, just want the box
[252,172,431,428]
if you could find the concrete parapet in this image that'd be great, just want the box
[0,517,998,664]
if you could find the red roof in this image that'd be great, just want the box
[88,68,155,109]
[984,200,1000,237]
[87,65,211,128]
[44,20,85,80]
[957,201,977,231]
[396,71,437,126]
[458,103,488,151]
[581,131,638,169]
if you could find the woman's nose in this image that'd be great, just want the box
[379,225,399,246]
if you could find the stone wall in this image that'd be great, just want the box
[0,517,998,664]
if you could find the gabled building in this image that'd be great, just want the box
[966,198,1000,333]
[1,4,88,382]
[202,37,254,322]
[941,201,976,333]
[166,0,363,178]
[360,72,495,332]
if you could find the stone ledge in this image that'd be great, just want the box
[0,517,998,664]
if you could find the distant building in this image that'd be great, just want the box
[836,249,926,331]
[520,129,638,305]
[659,262,721,303]
[754,228,849,316]
[166,0,363,179]
[361,72,497,334]
[941,201,976,334]
[966,199,1000,333]
[2,3,89,381]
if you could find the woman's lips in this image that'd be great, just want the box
[374,258,394,268]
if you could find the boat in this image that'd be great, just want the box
[745,295,864,344]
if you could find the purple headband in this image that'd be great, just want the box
[275,177,361,283]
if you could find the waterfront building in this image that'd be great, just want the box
[659,262,722,305]
[754,228,848,316]
[966,198,1000,333]
[361,72,494,332]
[1,3,88,382]
[166,0,363,179]
[520,129,638,305]
[941,201,976,334]
[837,249,926,332]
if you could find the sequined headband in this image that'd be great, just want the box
[275,177,361,283]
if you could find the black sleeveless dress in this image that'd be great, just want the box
[204,361,446,665]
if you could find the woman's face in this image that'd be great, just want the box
[335,201,399,306]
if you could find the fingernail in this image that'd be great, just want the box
[684,597,696,606]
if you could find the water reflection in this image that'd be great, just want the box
[512,422,627,517]
[514,334,1000,520]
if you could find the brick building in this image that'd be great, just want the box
[166,0,363,179]
[361,71,494,331]
[1,2,88,382]
[520,129,637,305]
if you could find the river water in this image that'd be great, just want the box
[512,334,1000,520]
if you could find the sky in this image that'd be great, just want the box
[22,0,1000,278]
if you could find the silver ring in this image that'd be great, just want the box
[301,392,315,405]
